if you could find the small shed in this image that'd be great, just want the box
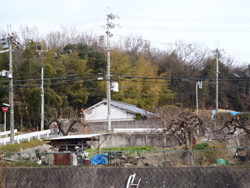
[46,133,109,152]
[46,134,109,165]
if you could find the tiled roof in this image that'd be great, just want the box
[88,99,152,116]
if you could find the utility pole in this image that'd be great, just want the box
[196,81,202,134]
[36,42,45,131]
[106,13,119,132]
[196,81,202,117]
[41,50,44,131]
[7,25,15,144]
[1,26,21,144]
[211,48,224,129]
[9,35,14,144]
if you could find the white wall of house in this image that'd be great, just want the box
[86,103,135,122]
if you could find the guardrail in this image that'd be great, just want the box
[0,129,17,138]
[0,130,51,145]
[113,128,165,134]
[15,130,51,144]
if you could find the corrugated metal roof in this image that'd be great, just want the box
[46,133,109,141]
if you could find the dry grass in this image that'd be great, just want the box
[0,155,6,188]
[0,168,6,188]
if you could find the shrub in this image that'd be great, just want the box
[193,143,209,150]
[134,113,144,120]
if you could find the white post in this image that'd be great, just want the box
[4,112,6,134]
[216,48,219,129]
[196,81,199,117]
[196,81,200,134]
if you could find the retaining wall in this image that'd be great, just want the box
[96,133,180,148]
[4,167,250,188]
[87,119,160,133]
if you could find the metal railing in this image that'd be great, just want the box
[113,128,165,133]
[0,130,51,145]
[0,129,17,138]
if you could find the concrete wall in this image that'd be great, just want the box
[87,119,160,133]
[94,133,178,148]
[4,167,250,188]
[49,119,161,134]
[86,103,135,122]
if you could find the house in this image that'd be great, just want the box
[84,99,152,122]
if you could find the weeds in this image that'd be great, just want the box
[0,139,44,153]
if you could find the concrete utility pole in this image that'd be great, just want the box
[211,48,224,129]
[196,81,202,134]
[41,50,44,131]
[106,13,119,132]
[196,81,202,117]
[36,42,45,131]
[0,26,21,144]
[9,29,14,144]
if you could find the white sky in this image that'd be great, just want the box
[1,0,250,66]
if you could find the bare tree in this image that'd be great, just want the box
[167,40,209,76]
[46,26,78,50]
[19,25,41,44]
[49,118,87,136]
[216,115,250,138]
[156,109,206,165]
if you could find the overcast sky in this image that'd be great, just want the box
[1,0,250,66]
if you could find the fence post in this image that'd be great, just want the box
[29,153,32,165]
[18,152,23,163]
[141,151,143,167]
[48,152,50,167]
[193,150,196,167]
[165,151,167,167]
[115,151,116,167]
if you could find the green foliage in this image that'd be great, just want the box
[192,143,228,165]
[236,112,250,124]
[0,139,44,153]
[236,112,250,119]
[87,145,156,152]
[193,143,209,150]
[134,113,144,120]
[10,160,42,167]
[3,36,247,130]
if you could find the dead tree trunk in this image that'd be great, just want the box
[49,119,86,136]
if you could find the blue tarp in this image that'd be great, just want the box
[212,110,242,119]
[91,154,108,165]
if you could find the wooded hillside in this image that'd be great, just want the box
[0,27,249,130]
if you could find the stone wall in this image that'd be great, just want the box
[4,167,250,188]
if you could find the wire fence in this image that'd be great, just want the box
[2,146,249,167]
